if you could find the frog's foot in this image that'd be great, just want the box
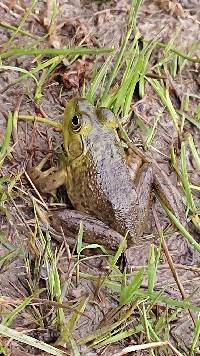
[27,154,66,194]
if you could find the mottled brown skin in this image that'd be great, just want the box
[28,97,185,247]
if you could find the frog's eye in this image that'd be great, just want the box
[71,115,81,132]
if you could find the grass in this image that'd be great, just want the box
[0,0,200,355]
[0,325,65,355]
[0,112,13,166]
[0,46,113,60]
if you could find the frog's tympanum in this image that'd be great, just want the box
[28,98,184,249]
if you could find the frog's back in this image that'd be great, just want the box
[66,128,143,241]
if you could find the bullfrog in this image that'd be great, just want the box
[27,97,184,249]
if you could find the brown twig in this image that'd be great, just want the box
[152,208,195,326]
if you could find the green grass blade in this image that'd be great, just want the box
[110,38,140,114]
[120,267,144,305]
[34,61,59,102]
[164,207,200,253]
[57,297,88,348]
[170,145,181,177]
[65,297,88,335]
[145,110,162,148]
[1,57,62,93]
[100,4,137,104]
[141,303,152,344]
[136,290,200,313]
[0,325,65,355]
[68,338,80,356]
[78,303,137,345]
[181,141,195,212]
[86,56,112,103]
[132,0,144,23]
[0,21,40,40]
[93,324,144,348]
[53,257,65,328]
[110,233,127,269]
[80,243,107,254]
[123,54,145,116]
[2,291,42,327]
[0,249,18,270]
[1,0,38,52]
[80,271,200,312]
[0,65,38,83]
[187,134,200,171]
[178,110,200,130]
[148,78,180,132]
[100,35,133,105]
[1,46,113,60]
[195,103,200,120]
[0,112,13,162]
[189,313,200,356]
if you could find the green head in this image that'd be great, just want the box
[63,97,118,161]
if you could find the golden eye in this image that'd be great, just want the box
[71,115,81,132]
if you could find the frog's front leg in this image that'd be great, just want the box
[27,154,66,194]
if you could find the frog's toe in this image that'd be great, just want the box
[41,166,57,178]
[26,154,58,193]
[28,165,57,182]
[34,153,52,171]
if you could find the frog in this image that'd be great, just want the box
[27,97,185,249]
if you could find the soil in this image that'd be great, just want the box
[0,0,200,355]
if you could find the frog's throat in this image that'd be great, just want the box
[67,135,89,165]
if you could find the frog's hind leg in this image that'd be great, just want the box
[126,148,143,181]
[152,166,185,224]
[127,151,154,235]
[135,163,154,230]
[50,209,124,252]
[126,143,185,225]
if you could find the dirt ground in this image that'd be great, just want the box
[0,0,200,355]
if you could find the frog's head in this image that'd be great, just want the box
[63,97,118,161]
